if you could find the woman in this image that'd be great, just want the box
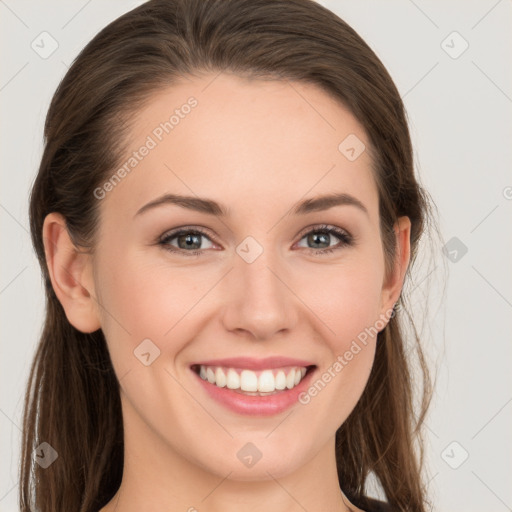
[21,0,437,510]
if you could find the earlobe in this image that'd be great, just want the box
[42,212,101,333]
[380,216,411,317]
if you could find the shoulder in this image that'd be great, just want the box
[359,496,393,512]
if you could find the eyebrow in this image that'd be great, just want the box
[134,192,369,218]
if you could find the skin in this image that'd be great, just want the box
[43,73,410,512]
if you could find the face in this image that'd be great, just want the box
[86,73,405,481]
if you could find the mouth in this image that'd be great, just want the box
[190,360,317,416]
[191,364,316,395]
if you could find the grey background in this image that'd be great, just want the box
[1,1,511,511]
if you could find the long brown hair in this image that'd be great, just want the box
[23,0,441,510]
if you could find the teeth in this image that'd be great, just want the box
[286,369,296,389]
[240,370,258,392]
[226,368,240,390]
[258,370,275,392]
[196,365,309,393]
[275,370,286,390]
[215,367,226,387]
[206,367,215,384]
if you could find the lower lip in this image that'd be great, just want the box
[191,367,316,416]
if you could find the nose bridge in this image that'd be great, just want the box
[236,234,288,306]
[221,234,298,338]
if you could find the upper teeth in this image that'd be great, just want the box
[198,365,308,392]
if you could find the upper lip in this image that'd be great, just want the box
[191,356,316,371]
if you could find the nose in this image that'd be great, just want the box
[220,243,299,341]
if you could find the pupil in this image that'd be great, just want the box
[179,233,201,250]
[310,232,329,248]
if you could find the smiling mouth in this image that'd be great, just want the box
[190,364,317,396]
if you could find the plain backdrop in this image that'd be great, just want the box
[1,1,511,511]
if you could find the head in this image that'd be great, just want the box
[23,1,436,511]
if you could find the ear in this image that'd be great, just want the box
[380,215,411,316]
[42,212,101,333]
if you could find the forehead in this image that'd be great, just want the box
[100,72,379,225]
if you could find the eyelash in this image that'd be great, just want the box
[158,224,354,258]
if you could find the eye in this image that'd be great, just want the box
[158,224,354,257]
[158,227,216,257]
[295,224,354,255]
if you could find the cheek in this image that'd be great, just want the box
[292,255,384,407]
[94,248,217,367]
[294,253,385,344]
[296,262,384,400]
